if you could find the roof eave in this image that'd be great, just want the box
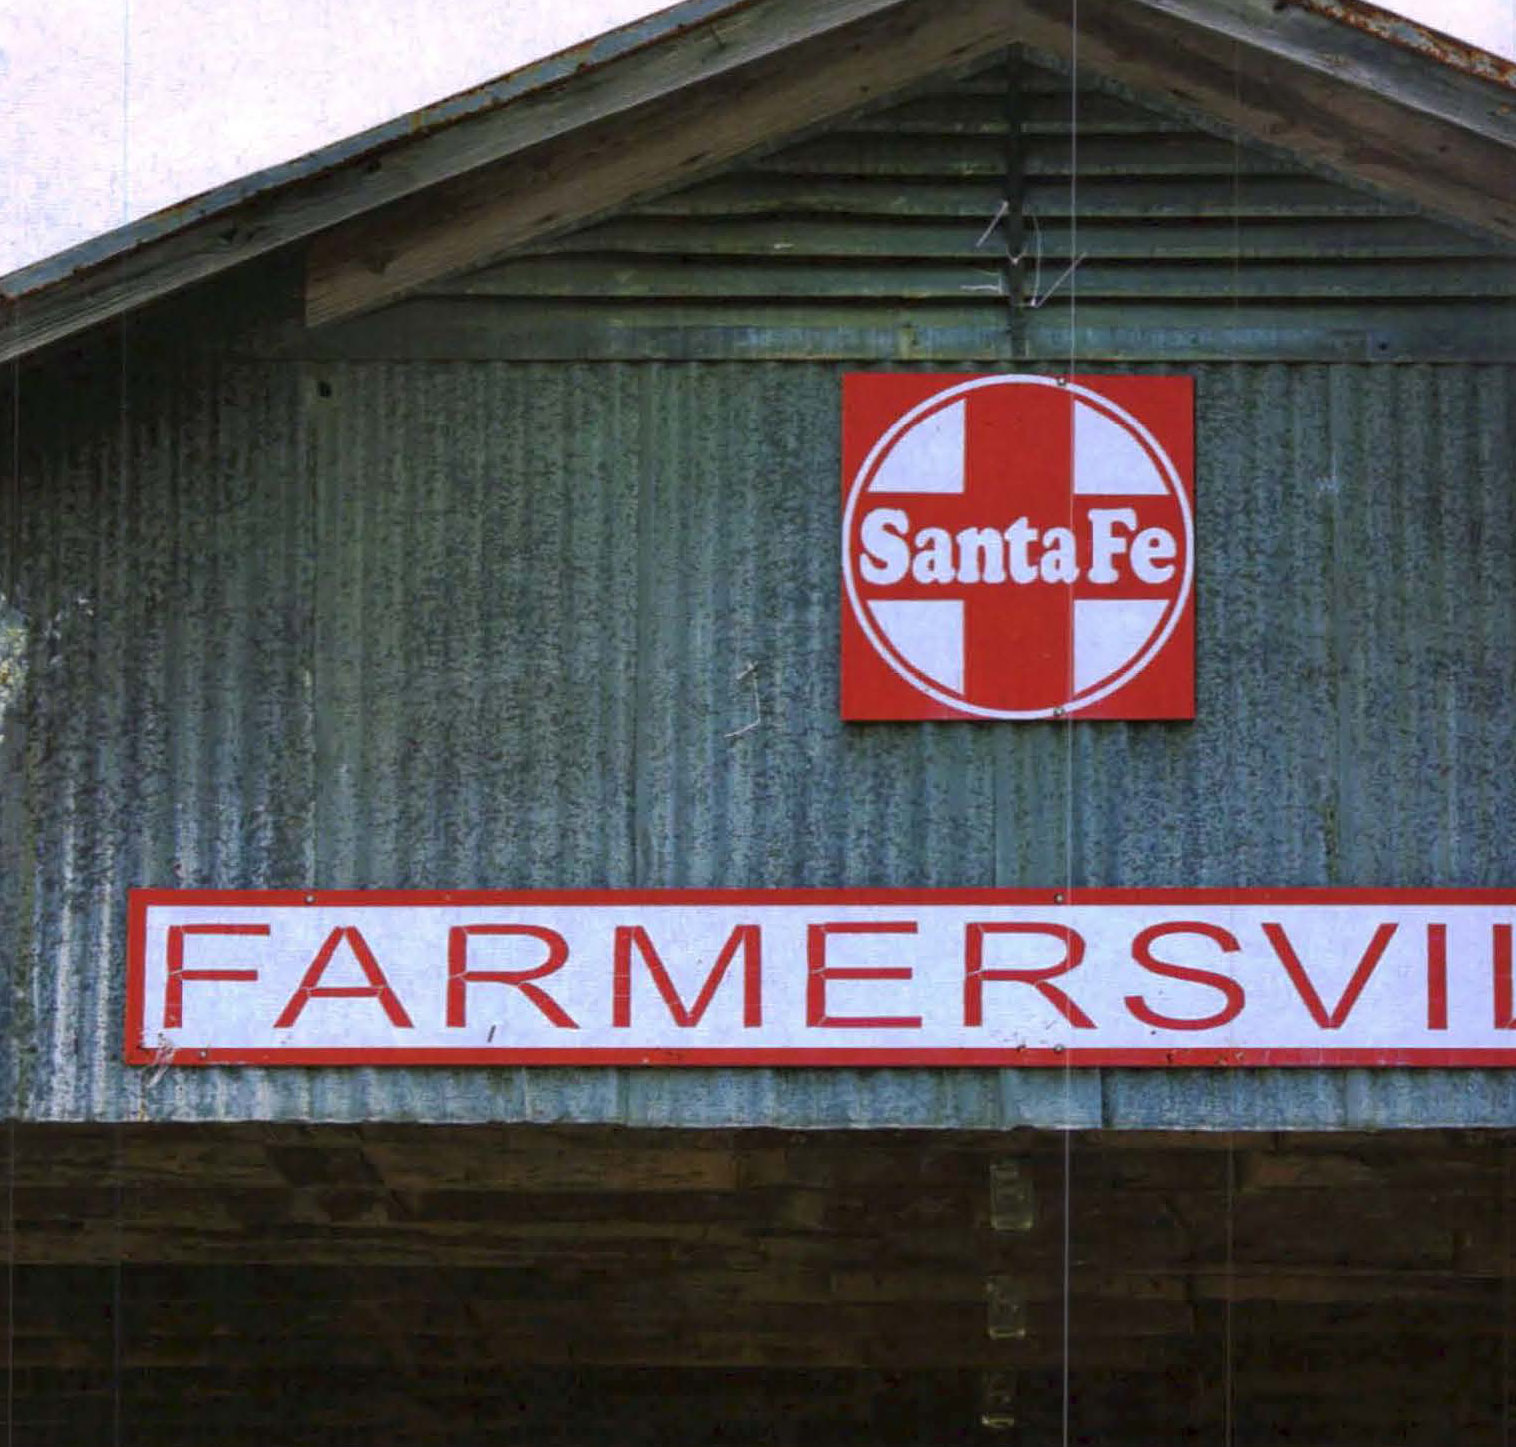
[0,0,753,301]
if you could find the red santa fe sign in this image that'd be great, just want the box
[842,373,1195,720]
[127,890,1516,1067]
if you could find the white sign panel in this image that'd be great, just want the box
[126,890,1516,1067]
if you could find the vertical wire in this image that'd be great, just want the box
[3,5,18,1409]
[1223,1119,1235,1447]
[3,0,23,1424]
[1503,1143,1512,1447]
[1061,6,1079,1447]
[122,0,132,229]
[1223,36,1241,1447]
[114,5,131,1445]
[5,1120,13,1447]
[5,179,17,1447]
[113,1130,124,1447]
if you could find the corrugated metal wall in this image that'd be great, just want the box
[4,348,1515,1126]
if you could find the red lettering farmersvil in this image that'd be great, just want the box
[273,926,413,1029]
[613,924,762,1029]
[132,895,1516,1068]
[1261,922,1396,1030]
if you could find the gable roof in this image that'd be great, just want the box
[3,0,1514,366]
[337,53,1511,366]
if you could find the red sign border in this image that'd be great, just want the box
[839,371,1197,722]
[126,888,1516,1069]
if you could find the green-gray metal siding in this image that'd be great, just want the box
[3,352,1515,1126]
[3,54,1515,1127]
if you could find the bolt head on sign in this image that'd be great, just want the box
[841,373,1195,721]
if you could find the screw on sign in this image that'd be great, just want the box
[841,373,1195,721]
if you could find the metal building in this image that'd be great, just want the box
[3,0,1515,1441]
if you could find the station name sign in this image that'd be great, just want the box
[126,890,1516,1067]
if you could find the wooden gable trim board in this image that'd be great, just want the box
[1061,0,1516,231]
[0,0,904,366]
[1145,0,1516,150]
[303,0,1020,326]
[3,0,1515,362]
[305,0,1516,327]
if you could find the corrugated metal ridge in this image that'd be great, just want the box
[1295,0,1516,91]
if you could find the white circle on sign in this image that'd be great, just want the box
[842,375,1194,719]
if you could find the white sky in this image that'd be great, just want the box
[1,0,1512,277]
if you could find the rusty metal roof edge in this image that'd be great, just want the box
[0,0,755,301]
[1130,0,1516,143]
[1294,0,1516,90]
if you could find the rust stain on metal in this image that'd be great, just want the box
[1295,0,1516,90]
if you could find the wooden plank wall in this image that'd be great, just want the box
[4,1123,1514,1445]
